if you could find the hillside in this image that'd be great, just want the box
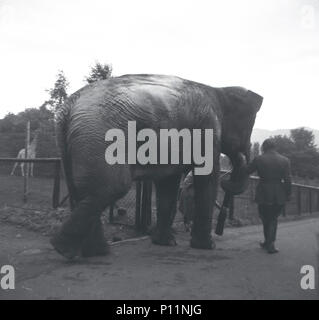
[251,128,319,147]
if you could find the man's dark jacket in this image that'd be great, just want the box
[246,150,292,205]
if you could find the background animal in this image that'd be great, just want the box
[11,133,38,177]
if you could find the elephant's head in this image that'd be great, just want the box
[219,87,263,194]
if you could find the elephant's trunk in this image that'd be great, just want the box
[215,151,249,236]
[221,152,249,195]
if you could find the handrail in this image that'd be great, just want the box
[0,158,61,163]
[220,169,319,191]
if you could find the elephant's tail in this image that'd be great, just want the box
[56,92,82,209]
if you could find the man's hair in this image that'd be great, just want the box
[262,139,276,152]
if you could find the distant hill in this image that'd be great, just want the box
[251,128,319,147]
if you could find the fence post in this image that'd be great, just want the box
[23,121,30,203]
[135,181,142,229]
[52,160,61,208]
[309,189,312,214]
[297,186,302,215]
[141,181,152,233]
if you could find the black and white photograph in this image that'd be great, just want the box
[0,0,318,304]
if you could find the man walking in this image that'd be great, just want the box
[246,139,292,254]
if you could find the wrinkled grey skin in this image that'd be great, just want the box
[51,74,263,259]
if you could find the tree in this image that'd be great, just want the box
[288,128,319,178]
[268,129,319,179]
[268,135,295,157]
[0,107,53,133]
[47,70,69,114]
[290,127,316,151]
[85,62,112,84]
[0,106,56,161]
[0,70,68,163]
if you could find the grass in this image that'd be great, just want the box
[0,174,69,209]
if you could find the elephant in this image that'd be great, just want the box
[51,74,263,259]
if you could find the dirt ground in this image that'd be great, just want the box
[0,217,318,300]
[0,174,142,241]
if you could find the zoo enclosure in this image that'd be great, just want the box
[0,156,152,231]
[0,157,62,208]
[1,158,318,232]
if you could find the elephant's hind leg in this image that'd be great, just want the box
[151,174,181,246]
[81,217,109,257]
[50,194,109,260]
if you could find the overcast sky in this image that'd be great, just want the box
[0,0,318,130]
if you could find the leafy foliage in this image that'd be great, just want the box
[0,106,53,133]
[46,70,69,114]
[290,127,316,151]
[267,135,295,155]
[268,128,319,179]
[85,62,112,84]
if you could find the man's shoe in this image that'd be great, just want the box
[267,245,279,254]
[259,241,267,249]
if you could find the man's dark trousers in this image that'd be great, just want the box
[258,204,283,247]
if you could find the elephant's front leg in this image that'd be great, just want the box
[50,195,108,259]
[151,174,181,246]
[191,172,218,249]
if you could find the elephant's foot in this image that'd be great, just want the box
[50,233,82,260]
[79,218,110,257]
[81,233,110,257]
[151,228,177,246]
[190,234,216,250]
[81,242,110,257]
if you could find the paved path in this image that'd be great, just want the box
[0,218,318,300]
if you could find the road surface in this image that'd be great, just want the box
[0,218,318,300]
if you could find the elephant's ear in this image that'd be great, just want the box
[247,90,263,112]
[221,87,263,115]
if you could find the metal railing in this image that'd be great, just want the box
[231,175,319,221]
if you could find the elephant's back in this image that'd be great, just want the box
[56,74,220,193]
[61,74,219,171]
[67,74,215,131]
[68,74,187,116]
